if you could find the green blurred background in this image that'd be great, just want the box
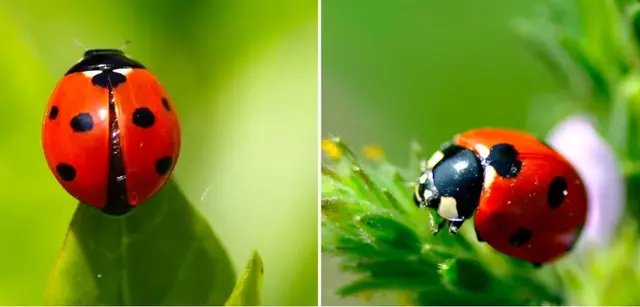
[0,0,317,305]
[321,0,569,305]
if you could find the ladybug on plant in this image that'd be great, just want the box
[42,48,181,216]
[413,128,587,267]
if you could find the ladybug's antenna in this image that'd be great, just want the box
[72,38,88,51]
[119,40,131,51]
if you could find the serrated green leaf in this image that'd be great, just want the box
[225,251,264,306]
[322,141,563,305]
[438,258,492,293]
[342,258,441,281]
[44,179,236,305]
[416,287,523,306]
[356,213,421,253]
[339,276,445,296]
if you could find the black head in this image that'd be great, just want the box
[414,144,484,221]
[65,49,145,75]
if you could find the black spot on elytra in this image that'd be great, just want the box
[70,113,94,132]
[162,97,171,111]
[92,70,127,88]
[156,156,173,175]
[548,176,568,209]
[56,163,76,181]
[133,107,155,128]
[49,106,59,120]
[486,143,522,178]
[509,227,532,247]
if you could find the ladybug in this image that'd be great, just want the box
[42,49,181,216]
[413,128,587,266]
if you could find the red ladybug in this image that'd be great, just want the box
[413,128,587,266]
[42,49,181,216]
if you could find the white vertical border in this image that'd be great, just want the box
[317,0,323,305]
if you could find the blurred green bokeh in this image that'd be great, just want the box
[322,0,565,305]
[0,0,317,305]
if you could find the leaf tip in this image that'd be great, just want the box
[224,250,264,306]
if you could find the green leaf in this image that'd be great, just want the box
[225,250,264,306]
[44,179,236,305]
[321,140,562,305]
[438,258,493,293]
[355,213,422,253]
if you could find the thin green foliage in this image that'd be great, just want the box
[515,1,640,303]
[322,138,640,305]
[514,0,640,158]
[323,0,640,305]
[225,251,265,306]
[321,139,562,305]
[555,225,640,305]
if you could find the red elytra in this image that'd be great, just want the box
[414,128,587,266]
[41,49,181,216]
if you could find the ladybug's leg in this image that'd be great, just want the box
[428,212,446,235]
[448,219,465,234]
[532,262,542,269]
[434,219,446,235]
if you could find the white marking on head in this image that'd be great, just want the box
[418,173,429,184]
[475,144,490,159]
[82,70,102,78]
[113,68,133,75]
[484,166,497,189]
[427,151,445,169]
[437,196,459,219]
[422,189,433,201]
